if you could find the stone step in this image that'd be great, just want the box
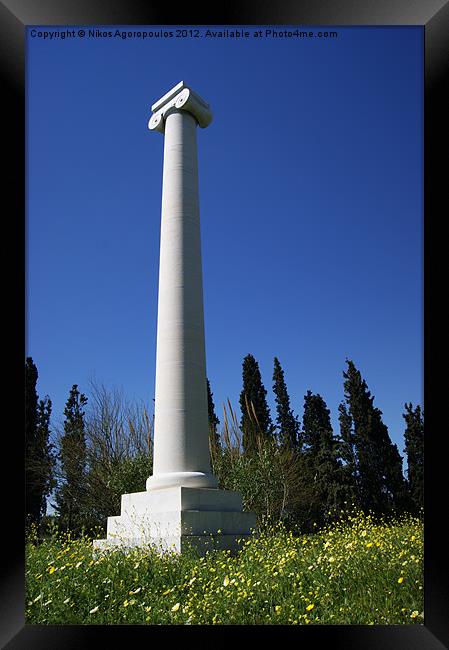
[94,532,252,557]
[120,486,243,515]
[107,509,257,539]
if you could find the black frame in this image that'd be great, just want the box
[3,0,448,647]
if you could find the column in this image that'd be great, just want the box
[146,82,218,491]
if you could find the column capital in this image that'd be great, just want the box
[148,81,213,133]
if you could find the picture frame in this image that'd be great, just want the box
[3,0,448,646]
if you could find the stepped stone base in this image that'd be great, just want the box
[93,486,257,557]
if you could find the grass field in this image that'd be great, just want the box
[25,510,423,625]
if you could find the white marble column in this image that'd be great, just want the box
[146,82,218,491]
[93,82,257,556]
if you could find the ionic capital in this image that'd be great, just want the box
[148,81,213,133]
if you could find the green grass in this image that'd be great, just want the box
[25,511,423,625]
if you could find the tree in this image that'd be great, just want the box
[25,357,40,525]
[214,402,304,529]
[239,354,273,454]
[342,359,406,514]
[207,378,221,458]
[337,402,359,506]
[302,390,347,524]
[25,357,55,527]
[403,402,424,512]
[35,397,55,517]
[54,385,88,533]
[272,357,300,449]
[77,381,153,534]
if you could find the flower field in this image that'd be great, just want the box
[25,511,423,625]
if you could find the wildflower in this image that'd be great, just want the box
[306,603,315,611]
[89,606,99,614]
[48,566,56,574]
[398,577,404,584]
[275,606,282,614]
[171,603,181,612]
[223,576,230,587]
[410,611,419,619]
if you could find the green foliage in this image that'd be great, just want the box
[25,511,424,625]
[25,357,55,528]
[83,453,153,535]
[342,359,407,514]
[239,354,274,453]
[272,357,300,449]
[301,391,351,527]
[214,436,301,523]
[54,385,89,534]
[206,378,221,460]
[403,403,424,512]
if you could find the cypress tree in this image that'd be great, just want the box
[35,397,55,519]
[239,354,273,454]
[302,390,346,523]
[55,385,88,533]
[25,358,55,527]
[342,359,406,514]
[272,357,300,449]
[207,378,221,456]
[337,402,359,506]
[25,357,40,525]
[403,402,424,512]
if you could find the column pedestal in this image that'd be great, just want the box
[93,486,257,556]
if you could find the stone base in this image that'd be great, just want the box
[93,486,257,557]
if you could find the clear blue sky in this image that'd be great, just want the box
[26,25,423,465]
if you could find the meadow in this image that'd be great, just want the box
[25,511,423,625]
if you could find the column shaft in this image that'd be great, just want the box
[147,109,217,490]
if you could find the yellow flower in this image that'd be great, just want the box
[306,603,315,611]
[275,606,282,614]
[223,576,230,587]
[410,611,419,619]
[398,577,404,584]
[171,603,181,612]
[48,566,56,574]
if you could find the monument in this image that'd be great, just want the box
[94,82,256,555]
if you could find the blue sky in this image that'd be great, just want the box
[26,25,423,465]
